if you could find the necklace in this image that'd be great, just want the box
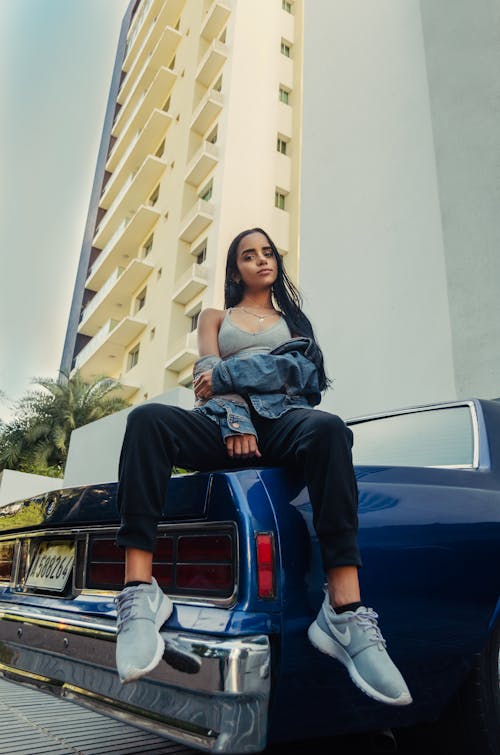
[237,306,277,324]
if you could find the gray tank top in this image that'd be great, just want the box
[218,309,291,359]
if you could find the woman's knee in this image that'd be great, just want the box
[309,411,352,444]
[125,403,174,432]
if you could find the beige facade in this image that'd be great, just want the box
[71,0,303,402]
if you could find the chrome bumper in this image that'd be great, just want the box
[0,603,271,753]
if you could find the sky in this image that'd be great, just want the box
[0,0,130,419]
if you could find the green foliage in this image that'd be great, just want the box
[0,371,129,478]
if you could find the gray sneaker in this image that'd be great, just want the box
[308,592,412,706]
[115,578,173,683]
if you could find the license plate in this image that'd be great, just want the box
[26,541,75,592]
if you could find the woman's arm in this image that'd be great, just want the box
[197,308,223,357]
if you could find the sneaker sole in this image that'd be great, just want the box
[307,621,412,706]
[119,594,173,684]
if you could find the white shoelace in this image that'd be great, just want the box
[115,589,138,632]
[354,607,387,647]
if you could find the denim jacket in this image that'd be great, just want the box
[193,337,322,441]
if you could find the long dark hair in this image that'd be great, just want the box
[224,228,331,391]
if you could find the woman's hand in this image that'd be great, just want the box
[226,434,262,459]
[193,370,214,400]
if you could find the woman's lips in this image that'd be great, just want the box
[258,269,273,275]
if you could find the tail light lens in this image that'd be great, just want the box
[256,533,275,599]
[0,541,15,582]
[87,531,234,598]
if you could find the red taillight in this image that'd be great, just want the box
[256,533,275,599]
[0,541,14,582]
[87,532,233,596]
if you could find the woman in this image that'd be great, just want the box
[115,228,412,706]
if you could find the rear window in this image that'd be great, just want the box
[350,405,475,467]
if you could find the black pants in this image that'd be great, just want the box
[117,404,361,570]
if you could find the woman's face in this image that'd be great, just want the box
[235,232,278,291]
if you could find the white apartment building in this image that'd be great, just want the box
[61,0,303,400]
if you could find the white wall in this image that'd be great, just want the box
[0,469,62,507]
[63,387,193,488]
[300,0,457,419]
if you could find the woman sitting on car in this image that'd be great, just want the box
[114,227,412,707]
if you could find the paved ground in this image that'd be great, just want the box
[0,677,444,755]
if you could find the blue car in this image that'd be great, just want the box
[0,398,498,753]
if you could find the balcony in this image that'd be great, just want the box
[185,141,218,187]
[74,316,147,379]
[178,199,214,243]
[190,89,223,135]
[201,1,231,41]
[195,39,227,88]
[87,205,159,290]
[102,109,172,208]
[123,0,185,75]
[172,263,208,305]
[115,26,182,134]
[79,259,154,336]
[109,67,176,169]
[164,330,198,372]
[93,155,166,249]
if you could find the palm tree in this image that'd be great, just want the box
[0,372,129,478]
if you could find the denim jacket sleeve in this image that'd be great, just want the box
[193,355,258,440]
[210,344,321,404]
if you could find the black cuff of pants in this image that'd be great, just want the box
[116,515,157,552]
[320,541,363,571]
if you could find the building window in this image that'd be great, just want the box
[277,137,288,155]
[149,327,156,340]
[219,27,227,43]
[155,139,165,158]
[190,310,200,332]
[213,75,223,92]
[149,185,160,206]
[279,86,290,105]
[162,96,171,112]
[281,40,291,58]
[206,125,218,144]
[134,287,147,313]
[142,234,153,257]
[168,55,176,71]
[282,0,293,12]
[275,190,287,211]
[127,344,140,370]
[199,180,213,202]
[196,244,207,264]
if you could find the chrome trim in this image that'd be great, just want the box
[0,603,271,753]
[348,399,480,470]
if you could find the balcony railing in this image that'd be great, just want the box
[115,26,182,134]
[79,258,154,336]
[201,1,231,41]
[178,199,214,243]
[190,89,223,135]
[164,330,198,372]
[123,0,185,75]
[172,263,209,305]
[93,155,166,249]
[75,316,147,378]
[185,141,218,187]
[108,67,176,170]
[101,109,172,209]
[87,205,160,290]
[195,39,227,88]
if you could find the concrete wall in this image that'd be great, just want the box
[420,0,500,398]
[63,387,193,488]
[0,469,62,507]
[300,0,457,418]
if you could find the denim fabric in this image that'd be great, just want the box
[193,338,322,439]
